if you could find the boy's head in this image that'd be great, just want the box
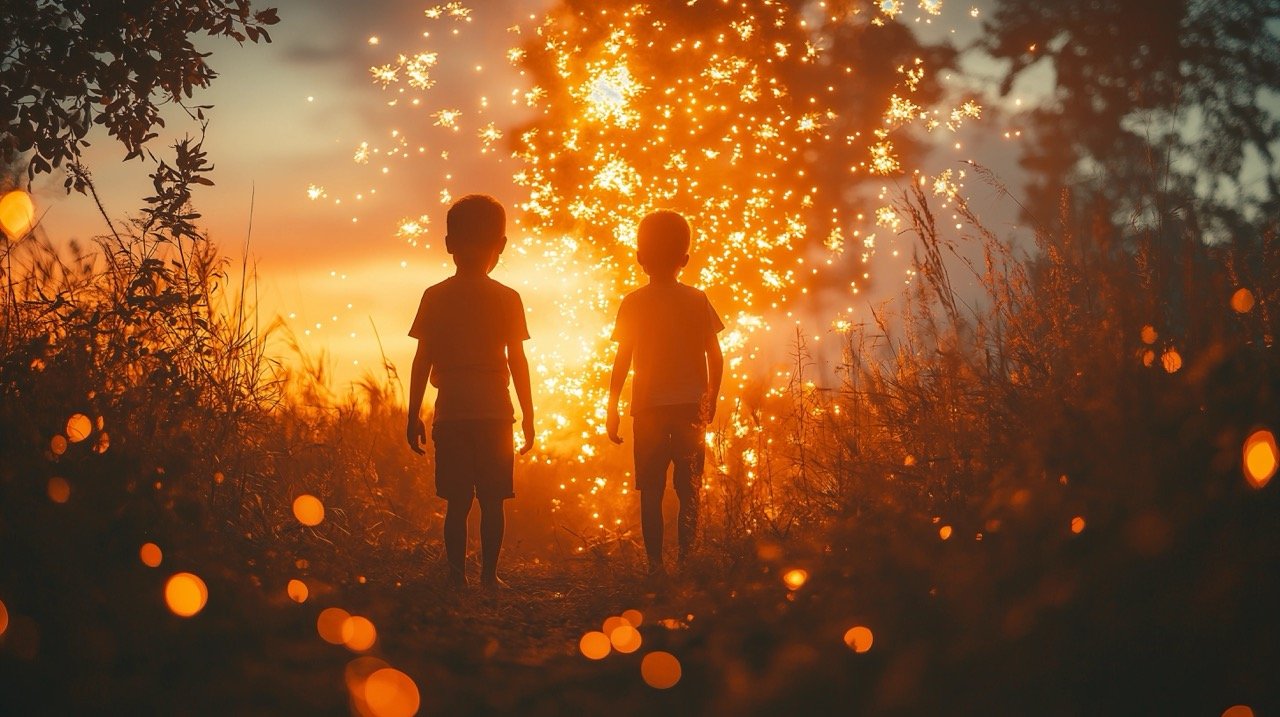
[636,210,691,277]
[445,194,506,272]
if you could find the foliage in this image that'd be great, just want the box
[0,0,278,186]
[982,0,1280,241]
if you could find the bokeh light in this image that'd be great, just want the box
[939,525,952,540]
[364,667,421,717]
[621,609,644,627]
[843,625,874,653]
[1243,429,1277,489]
[139,542,163,568]
[293,494,325,526]
[343,615,378,652]
[602,615,628,635]
[0,189,35,239]
[1222,706,1254,717]
[610,624,642,653]
[1070,516,1086,534]
[47,477,70,503]
[50,435,67,456]
[287,579,309,603]
[318,607,352,644]
[640,651,682,689]
[1161,349,1182,374]
[164,572,209,617]
[0,598,8,637]
[782,568,808,590]
[579,630,611,660]
[1230,288,1255,314]
[346,656,391,711]
[65,414,92,442]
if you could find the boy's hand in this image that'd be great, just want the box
[407,417,427,455]
[606,406,623,444]
[519,415,535,455]
[700,393,717,424]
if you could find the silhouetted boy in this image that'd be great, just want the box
[407,194,534,589]
[607,210,724,577]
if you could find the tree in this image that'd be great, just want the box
[0,0,279,190]
[982,0,1280,242]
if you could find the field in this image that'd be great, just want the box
[2,175,1278,715]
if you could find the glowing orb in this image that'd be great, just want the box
[346,656,390,706]
[640,651,682,689]
[1140,325,1158,345]
[66,414,92,442]
[1161,349,1182,373]
[1222,707,1254,717]
[0,598,8,636]
[939,525,953,540]
[287,579,309,603]
[782,568,808,590]
[610,624,642,653]
[318,607,351,645]
[50,435,67,456]
[621,609,644,627]
[843,625,874,653]
[165,573,208,617]
[342,615,378,652]
[293,494,325,526]
[602,615,628,635]
[1243,429,1277,489]
[140,542,163,567]
[0,190,35,239]
[1070,516,1086,534]
[47,477,70,503]
[579,631,611,660]
[1230,288,1255,314]
[364,668,421,717]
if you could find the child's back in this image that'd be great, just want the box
[613,281,721,413]
[607,210,724,578]
[406,194,534,590]
[412,274,526,421]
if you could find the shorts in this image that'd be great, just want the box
[432,419,515,502]
[632,403,705,496]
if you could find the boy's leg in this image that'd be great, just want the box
[640,486,666,572]
[443,497,472,585]
[671,407,705,563]
[478,497,505,585]
[633,410,671,574]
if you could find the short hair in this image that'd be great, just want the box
[446,194,505,247]
[637,210,691,269]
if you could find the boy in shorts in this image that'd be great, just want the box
[407,194,534,589]
[607,210,724,577]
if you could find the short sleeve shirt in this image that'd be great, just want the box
[611,282,724,414]
[409,275,529,422]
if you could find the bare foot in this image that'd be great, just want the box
[481,574,512,591]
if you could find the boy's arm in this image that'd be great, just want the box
[508,341,535,455]
[407,341,433,454]
[606,341,633,444]
[702,331,724,424]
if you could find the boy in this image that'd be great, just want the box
[407,194,534,589]
[607,210,724,578]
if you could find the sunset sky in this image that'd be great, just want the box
[29,0,1029,391]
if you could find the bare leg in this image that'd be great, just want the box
[641,486,666,573]
[479,498,506,585]
[444,498,471,585]
[676,482,700,563]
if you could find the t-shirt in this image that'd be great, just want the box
[408,275,530,422]
[611,281,725,414]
